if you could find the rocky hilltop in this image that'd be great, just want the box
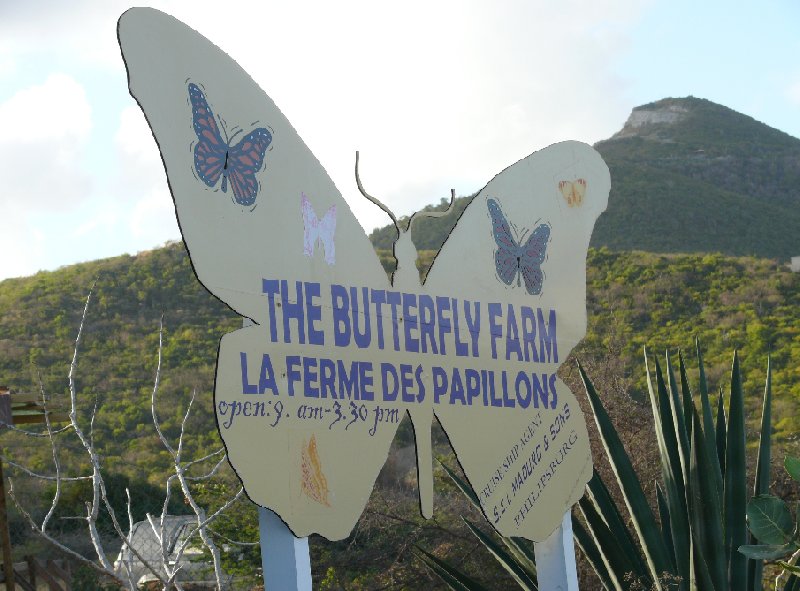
[590,97,800,258]
[613,101,689,137]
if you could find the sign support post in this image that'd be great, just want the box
[259,507,312,591]
[533,511,579,591]
[242,320,312,591]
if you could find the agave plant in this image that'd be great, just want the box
[419,343,778,591]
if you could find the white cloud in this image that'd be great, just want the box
[0,73,92,210]
[72,210,120,238]
[0,201,47,279]
[113,105,165,200]
[114,106,180,244]
[0,42,15,79]
[0,1,134,72]
[129,186,180,243]
[1,73,91,141]
[787,80,800,106]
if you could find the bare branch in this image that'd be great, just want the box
[7,478,125,586]
[185,451,228,481]
[3,423,73,437]
[40,375,61,532]
[208,526,260,547]
[0,456,91,481]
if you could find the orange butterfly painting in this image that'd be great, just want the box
[559,179,587,207]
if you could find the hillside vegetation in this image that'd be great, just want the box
[1,241,798,479]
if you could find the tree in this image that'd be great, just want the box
[4,288,244,590]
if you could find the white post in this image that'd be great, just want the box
[533,511,579,591]
[259,507,312,590]
[241,319,312,590]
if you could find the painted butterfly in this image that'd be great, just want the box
[188,82,272,207]
[558,179,586,207]
[487,198,550,295]
[300,193,337,265]
[119,8,611,543]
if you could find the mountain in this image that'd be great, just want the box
[370,97,800,260]
[592,97,800,258]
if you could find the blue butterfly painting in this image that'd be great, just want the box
[188,82,272,207]
[487,198,550,295]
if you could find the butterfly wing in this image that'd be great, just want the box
[188,83,228,189]
[227,127,273,206]
[119,8,397,541]
[317,205,337,265]
[572,179,586,205]
[300,192,320,257]
[487,198,521,285]
[558,179,587,207]
[519,223,550,295]
[422,141,610,541]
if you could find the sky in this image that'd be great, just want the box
[0,0,798,281]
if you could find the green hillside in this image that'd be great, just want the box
[2,242,798,472]
[0,243,239,481]
[1,240,799,587]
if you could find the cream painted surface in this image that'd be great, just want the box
[119,8,609,542]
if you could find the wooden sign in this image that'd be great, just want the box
[118,8,610,542]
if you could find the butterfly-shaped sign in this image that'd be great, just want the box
[118,8,610,542]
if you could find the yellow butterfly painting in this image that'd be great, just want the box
[558,179,587,207]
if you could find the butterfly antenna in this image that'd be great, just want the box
[407,188,456,234]
[355,151,399,233]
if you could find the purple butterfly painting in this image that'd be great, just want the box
[487,198,550,295]
[188,82,272,207]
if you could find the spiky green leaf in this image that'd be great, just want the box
[439,461,481,508]
[678,350,694,448]
[688,408,726,590]
[415,547,491,591]
[578,496,645,588]
[725,352,748,591]
[715,388,727,476]
[784,573,800,591]
[439,460,537,574]
[462,519,538,591]
[749,362,773,591]
[656,482,676,569]
[572,515,617,591]
[586,471,648,576]
[647,353,689,580]
[696,340,723,503]
[579,360,674,583]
